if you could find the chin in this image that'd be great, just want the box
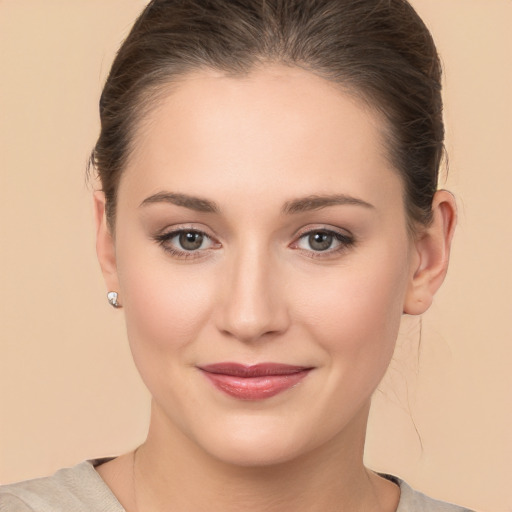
[204,435,307,468]
[190,407,351,470]
[187,414,315,468]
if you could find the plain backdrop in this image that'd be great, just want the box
[0,1,511,511]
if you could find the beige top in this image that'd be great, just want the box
[0,459,474,512]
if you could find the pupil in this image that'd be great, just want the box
[179,231,203,250]
[309,232,333,251]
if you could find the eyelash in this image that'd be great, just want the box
[153,227,355,260]
[291,228,355,259]
[154,228,218,260]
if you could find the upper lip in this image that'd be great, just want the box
[198,363,312,377]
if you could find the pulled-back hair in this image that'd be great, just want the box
[92,0,444,231]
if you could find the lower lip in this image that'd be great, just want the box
[201,370,311,400]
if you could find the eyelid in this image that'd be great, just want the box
[290,225,355,257]
[153,224,221,259]
[154,221,211,237]
[292,224,353,240]
[152,223,354,260]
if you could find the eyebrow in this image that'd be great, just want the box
[139,191,374,215]
[282,194,374,214]
[140,192,220,213]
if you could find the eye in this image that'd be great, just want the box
[293,228,355,256]
[154,228,219,259]
[176,231,208,251]
[303,231,335,251]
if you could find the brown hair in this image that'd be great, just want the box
[91,0,444,231]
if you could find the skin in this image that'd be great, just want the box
[94,65,456,512]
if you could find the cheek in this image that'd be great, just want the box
[293,247,410,380]
[115,242,215,359]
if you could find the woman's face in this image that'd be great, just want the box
[105,65,419,466]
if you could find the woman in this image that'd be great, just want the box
[0,0,476,510]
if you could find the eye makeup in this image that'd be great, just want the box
[152,223,356,262]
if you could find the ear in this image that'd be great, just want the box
[403,190,457,315]
[93,191,120,298]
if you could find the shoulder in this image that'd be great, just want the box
[0,459,123,512]
[386,475,476,512]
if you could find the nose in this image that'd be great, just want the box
[215,244,290,343]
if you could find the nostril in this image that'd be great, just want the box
[217,296,290,343]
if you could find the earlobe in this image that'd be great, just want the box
[93,191,119,293]
[403,190,457,315]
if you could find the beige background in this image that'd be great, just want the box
[0,1,510,510]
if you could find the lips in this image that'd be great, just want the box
[198,363,312,400]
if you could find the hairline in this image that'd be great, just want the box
[102,61,419,237]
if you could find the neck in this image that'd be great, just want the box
[131,401,398,512]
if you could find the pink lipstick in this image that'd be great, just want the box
[198,363,312,400]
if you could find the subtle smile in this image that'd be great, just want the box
[198,363,313,400]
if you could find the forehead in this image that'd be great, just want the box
[120,65,401,211]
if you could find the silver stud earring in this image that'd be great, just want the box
[107,291,121,308]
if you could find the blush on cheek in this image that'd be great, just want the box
[294,253,407,382]
[120,262,213,354]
